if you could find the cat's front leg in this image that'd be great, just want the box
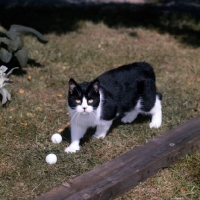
[64,125,87,153]
[93,120,113,139]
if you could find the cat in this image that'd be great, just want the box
[65,62,162,153]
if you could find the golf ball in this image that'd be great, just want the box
[51,133,62,144]
[45,153,57,164]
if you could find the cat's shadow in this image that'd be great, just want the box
[60,114,151,146]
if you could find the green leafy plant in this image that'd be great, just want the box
[0,24,48,68]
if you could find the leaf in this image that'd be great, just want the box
[10,24,48,44]
[0,30,7,37]
[180,188,186,194]
[27,112,34,117]
[36,106,42,111]
[15,48,28,67]
[27,75,32,81]
[0,65,8,73]
[6,67,18,76]
[65,121,70,127]
[0,36,23,53]
[0,48,12,63]
[0,88,11,104]
[21,122,27,126]
[0,37,11,46]
[57,94,63,97]
[7,36,23,52]
[18,89,24,94]
[6,30,17,40]
[58,128,64,133]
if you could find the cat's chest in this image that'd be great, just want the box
[70,112,100,127]
[69,104,102,127]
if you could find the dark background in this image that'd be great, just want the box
[1,0,200,47]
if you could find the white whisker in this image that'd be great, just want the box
[76,113,80,126]
[69,109,76,114]
[88,113,92,124]
[91,111,97,121]
[70,111,79,124]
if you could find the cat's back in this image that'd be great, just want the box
[98,62,155,89]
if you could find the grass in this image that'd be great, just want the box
[0,2,200,199]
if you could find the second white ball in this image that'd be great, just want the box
[45,153,57,164]
[51,133,62,144]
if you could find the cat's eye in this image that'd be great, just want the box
[88,99,93,104]
[76,99,81,104]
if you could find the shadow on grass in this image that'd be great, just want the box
[0,56,45,76]
[60,125,95,146]
[60,114,151,147]
[1,1,200,47]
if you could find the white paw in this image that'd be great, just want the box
[149,120,161,128]
[121,116,132,123]
[93,133,106,139]
[64,145,80,153]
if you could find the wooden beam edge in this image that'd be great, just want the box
[35,115,200,200]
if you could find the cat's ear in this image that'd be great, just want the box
[92,79,100,93]
[69,78,78,94]
[88,79,99,95]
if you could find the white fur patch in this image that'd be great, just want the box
[121,96,162,128]
[121,99,141,123]
[93,119,113,139]
[149,96,162,128]
[64,144,80,153]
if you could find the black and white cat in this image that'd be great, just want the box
[65,62,162,153]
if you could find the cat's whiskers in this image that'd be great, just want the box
[76,113,81,126]
[90,111,98,122]
[70,111,79,124]
[87,112,93,124]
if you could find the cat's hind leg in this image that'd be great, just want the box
[121,99,141,123]
[93,120,113,139]
[149,95,162,128]
[121,109,139,123]
[137,80,162,128]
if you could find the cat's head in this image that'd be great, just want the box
[68,78,100,114]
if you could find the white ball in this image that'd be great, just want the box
[51,133,62,144]
[45,153,57,164]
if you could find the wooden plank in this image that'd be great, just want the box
[36,116,200,200]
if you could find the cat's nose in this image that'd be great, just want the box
[83,107,87,110]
